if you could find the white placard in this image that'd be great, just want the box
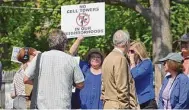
[61,2,105,38]
[11,47,21,63]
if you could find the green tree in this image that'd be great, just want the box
[1,0,189,98]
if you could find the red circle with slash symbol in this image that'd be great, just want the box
[76,13,90,27]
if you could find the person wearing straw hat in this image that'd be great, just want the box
[158,52,189,109]
[69,37,104,109]
[178,33,189,77]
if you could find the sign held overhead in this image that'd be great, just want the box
[61,2,105,38]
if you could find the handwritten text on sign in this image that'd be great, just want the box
[61,2,105,38]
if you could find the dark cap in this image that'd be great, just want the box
[178,33,189,42]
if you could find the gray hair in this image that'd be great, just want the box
[48,29,68,51]
[113,30,130,46]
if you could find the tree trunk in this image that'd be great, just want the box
[151,0,172,100]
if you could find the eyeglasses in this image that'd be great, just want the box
[163,62,166,65]
[129,50,135,54]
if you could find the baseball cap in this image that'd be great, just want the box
[159,52,184,63]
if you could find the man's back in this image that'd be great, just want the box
[102,49,127,100]
[102,49,138,109]
[26,50,84,109]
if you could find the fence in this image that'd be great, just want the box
[0,70,16,109]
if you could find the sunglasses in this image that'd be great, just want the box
[129,50,135,54]
[163,62,166,65]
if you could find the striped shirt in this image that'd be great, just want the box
[11,66,26,96]
[25,50,84,109]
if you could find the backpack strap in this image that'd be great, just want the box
[30,53,42,109]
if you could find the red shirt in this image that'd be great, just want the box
[183,58,189,75]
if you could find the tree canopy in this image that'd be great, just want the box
[0,0,189,70]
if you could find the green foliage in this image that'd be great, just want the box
[0,0,189,70]
[170,2,189,51]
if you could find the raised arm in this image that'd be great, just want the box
[69,36,84,56]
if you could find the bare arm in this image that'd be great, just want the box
[69,36,84,56]
[75,82,84,89]
[23,75,33,85]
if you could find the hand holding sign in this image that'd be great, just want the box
[77,36,84,41]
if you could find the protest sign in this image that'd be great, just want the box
[61,2,105,38]
[11,47,21,63]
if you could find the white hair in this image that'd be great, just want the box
[113,30,130,46]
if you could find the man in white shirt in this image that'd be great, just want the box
[24,29,84,109]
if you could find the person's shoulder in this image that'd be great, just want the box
[109,51,125,59]
[106,53,126,61]
[44,50,72,57]
[113,56,127,64]
[141,58,153,65]
[143,58,152,62]
[178,73,189,81]
[80,60,88,66]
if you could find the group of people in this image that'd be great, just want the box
[158,33,189,109]
[1,29,189,109]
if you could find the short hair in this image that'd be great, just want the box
[88,52,104,66]
[113,30,130,47]
[17,47,37,63]
[166,60,184,73]
[130,41,148,60]
[48,29,68,51]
